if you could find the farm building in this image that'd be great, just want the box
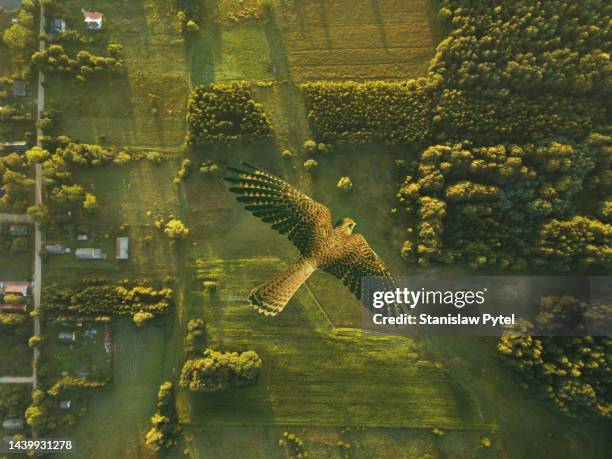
[12,79,25,97]
[116,237,128,260]
[0,282,29,296]
[58,332,77,344]
[83,11,103,30]
[49,18,66,34]
[1,418,24,431]
[45,244,71,254]
[0,141,27,153]
[0,303,27,314]
[8,224,28,236]
[75,248,107,260]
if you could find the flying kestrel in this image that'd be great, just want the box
[224,162,396,317]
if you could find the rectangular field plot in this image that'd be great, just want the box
[274,0,436,81]
[181,258,488,429]
[45,0,188,148]
[189,26,274,84]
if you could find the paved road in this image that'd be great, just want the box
[0,376,34,384]
[30,2,46,397]
[0,213,32,224]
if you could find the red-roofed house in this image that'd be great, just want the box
[83,11,103,30]
[1,282,29,297]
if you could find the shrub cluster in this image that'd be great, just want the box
[144,381,179,452]
[186,82,272,146]
[32,44,124,81]
[43,282,173,317]
[179,348,262,392]
[0,152,34,213]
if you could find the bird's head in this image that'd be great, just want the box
[335,217,356,235]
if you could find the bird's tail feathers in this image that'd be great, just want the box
[249,260,315,316]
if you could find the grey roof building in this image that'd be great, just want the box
[2,418,24,431]
[45,244,71,254]
[75,248,107,260]
[0,141,27,153]
[8,225,28,236]
[116,237,128,260]
[49,18,66,33]
[58,331,77,344]
[12,79,25,97]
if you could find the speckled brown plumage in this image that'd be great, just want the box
[225,162,396,317]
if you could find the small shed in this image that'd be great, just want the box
[0,141,27,153]
[49,18,66,34]
[116,237,128,260]
[45,244,71,255]
[83,11,103,30]
[75,248,107,260]
[9,225,28,236]
[2,418,24,431]
[59,400,72,410]
[0,303,27,314]
[58,331,76,344]
[12,79,25,97]
[1,282,29,296]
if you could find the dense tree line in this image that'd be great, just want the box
[186,83,272,146]
[32,44,124,82]
[43,281,173,317]
[301,80,433,147]
[498,296,611,419]
[2,0,39,67]
[397,139,609,271]
[179,348,262,392]
[144,381,179,451]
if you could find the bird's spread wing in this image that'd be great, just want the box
[321,234,400,316]
[224,162,333,257]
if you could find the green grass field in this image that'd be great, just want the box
[179,257,485,430]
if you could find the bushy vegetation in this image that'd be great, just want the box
[144,381,179,452]
[498,296,611,419]
[0,385,30,419]
[179,348,262,392]
[186,82,272,146]
[2,0,39,68]
[301,80,433,147]
[397,140,609,271]
[40,138,144,215]
[32,44,124,82]
[43,279,173,318]
[537,216,611,272]
[0,151,34,213]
